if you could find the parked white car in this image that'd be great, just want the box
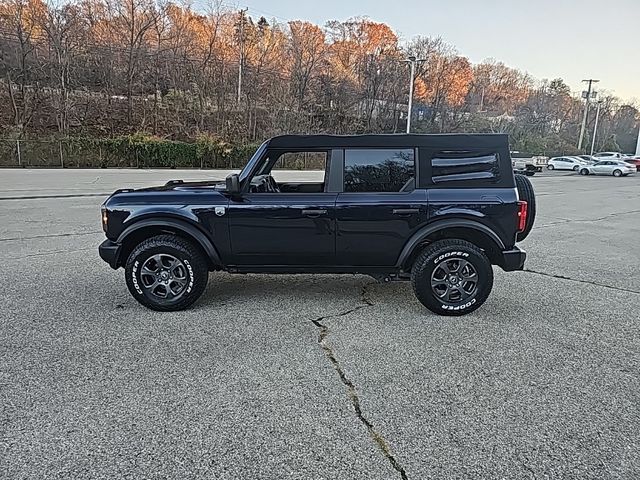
[547,156,586,171]
[579,160,636,177]
[593,152,623,160]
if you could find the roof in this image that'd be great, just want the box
[266,133,509,150]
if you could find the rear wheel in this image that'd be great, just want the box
[125,234,209,311]
[411,239,493,316]
[514,174,536,242]
[573,165,579,171]
[613,169,622,177]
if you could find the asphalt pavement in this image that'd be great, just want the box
[1,169,639,479]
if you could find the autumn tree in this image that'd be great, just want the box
[0,0,636,157]
[288,20,325,111]
[0,0,47,133]
[104,0,159,124]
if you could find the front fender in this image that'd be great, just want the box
[116,217,222,267]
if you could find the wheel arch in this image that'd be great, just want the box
[116,217,222,270]
[396,220,506,271]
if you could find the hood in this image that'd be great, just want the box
[135,179,228,193]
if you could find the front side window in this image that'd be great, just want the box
[248,150,328,193]
[343,149,415,193]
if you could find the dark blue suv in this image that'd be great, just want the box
[99,134,535,315]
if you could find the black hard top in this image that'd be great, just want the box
[266,133,509,150]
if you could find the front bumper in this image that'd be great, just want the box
[98,239,122,269]
[497,246,526,271]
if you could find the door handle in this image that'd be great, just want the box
[392,208,419,215]
[302,209,327,217]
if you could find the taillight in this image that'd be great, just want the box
[517,201,528,232]
[101,206,108,232]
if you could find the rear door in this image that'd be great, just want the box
[335,148,426,266]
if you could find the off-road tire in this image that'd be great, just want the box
[514,174,536,242]
[125,234,209,311]
[411,239,493,316]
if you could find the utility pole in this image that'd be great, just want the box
[403,56,426,133]
[590,101,603,156]
[236,8,248,106]
[478,86,485,113]
[577,79,599,150]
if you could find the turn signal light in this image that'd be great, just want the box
[517,201,528,232]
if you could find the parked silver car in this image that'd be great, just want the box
[547,156,587,171]
[579,160,636,177]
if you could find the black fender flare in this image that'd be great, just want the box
[116,217,222,267]
[395,218,505,269]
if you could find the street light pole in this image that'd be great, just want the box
[404,56,426,134]
[577,78,599,150]
[636,124,640,156]
[590,101,602,156]
[236,8,248,106]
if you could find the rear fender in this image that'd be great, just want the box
[396,218,505,270]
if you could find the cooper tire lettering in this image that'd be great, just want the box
[435,251,469,264]
[183,259,194,293]
[131,260,143,295]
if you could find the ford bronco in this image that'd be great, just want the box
[99,134,535,316]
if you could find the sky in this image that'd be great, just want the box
[233,0,640,103]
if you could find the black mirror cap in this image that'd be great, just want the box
[225,173,240,194]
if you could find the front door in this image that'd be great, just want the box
[335,148,425,266]
[227,150,337,266]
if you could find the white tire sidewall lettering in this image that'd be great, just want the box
[441,298,476,311]
[434,251,469,265]
[131,260,143,295]
[183,259,194,294]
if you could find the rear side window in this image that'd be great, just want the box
[344,149,415,192]
[432,152,500,184]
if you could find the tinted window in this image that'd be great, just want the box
[432,153,500,184]
[344,149,415,192]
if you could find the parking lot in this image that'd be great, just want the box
[2,168,639,479]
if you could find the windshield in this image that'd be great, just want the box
[238,141,269,183]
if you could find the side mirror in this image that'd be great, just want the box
[226,173,240,194]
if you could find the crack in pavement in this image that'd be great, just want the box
[536,209,640,229]
[311,283,408,480]
[0,231,102,242]
[7,247,94,260]
[523,269,640,295]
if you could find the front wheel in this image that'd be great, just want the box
[573,165,579,171]
[580,169,589,176]
[125,234,209,311]
[547,164,554,170]
[411,239,493,316]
